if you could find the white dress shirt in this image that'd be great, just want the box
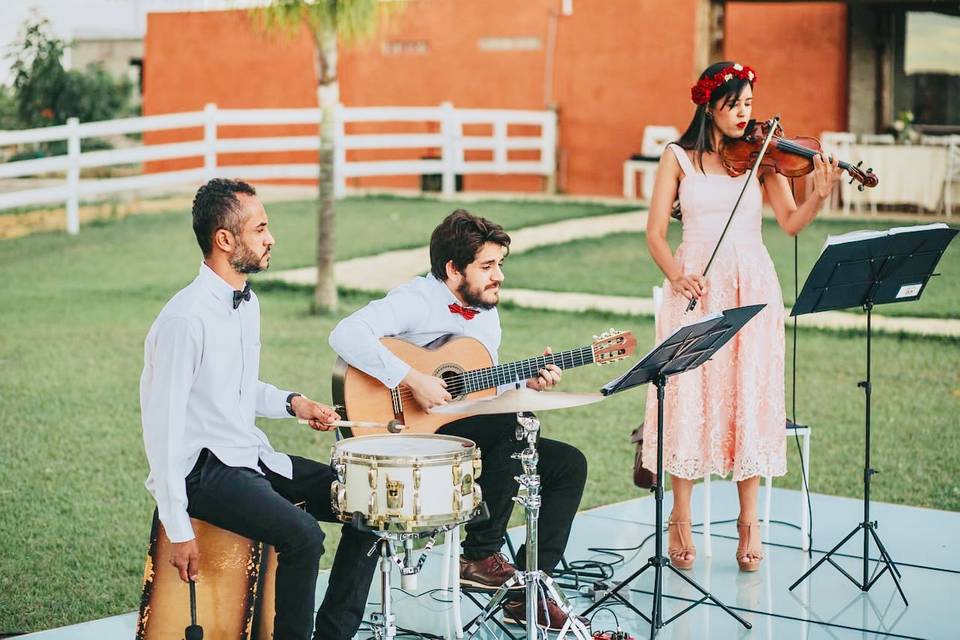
[329,274,504,389]
[140,263,293,543]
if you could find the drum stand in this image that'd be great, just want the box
[367,528,450,640]
[464,412,591,640]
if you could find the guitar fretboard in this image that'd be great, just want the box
[451,346,595,395]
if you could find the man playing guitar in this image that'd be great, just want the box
[329,209,588,631]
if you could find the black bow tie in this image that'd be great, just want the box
[232,282,251,309]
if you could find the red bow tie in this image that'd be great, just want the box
[448,303,478,320]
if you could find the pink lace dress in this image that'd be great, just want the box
[641,144,786,481]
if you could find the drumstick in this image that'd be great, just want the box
[297,418,406,432]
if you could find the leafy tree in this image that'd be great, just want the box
[255,0,399,313]
[7,16,132,135]
[0,86,19,131]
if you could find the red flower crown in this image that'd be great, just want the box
[690,63,757,106]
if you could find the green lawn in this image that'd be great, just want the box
[0,199,958,632]
[505,217,960,319]
[260,195,635,268]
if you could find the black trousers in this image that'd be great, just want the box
[185,451,379,640]
[438,412,588,572]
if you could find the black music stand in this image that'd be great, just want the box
[787,224,957,607]
[583,304,765,638]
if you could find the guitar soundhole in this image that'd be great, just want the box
[435,364,468,401]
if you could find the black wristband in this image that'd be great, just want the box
[285,392,302,417]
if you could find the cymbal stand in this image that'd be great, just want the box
[464,412,590,639]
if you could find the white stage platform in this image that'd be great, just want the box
[21,482,957,639]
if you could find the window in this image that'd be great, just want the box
[895,10,960,127]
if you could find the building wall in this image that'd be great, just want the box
[71,37,144,105]
[143,10,318,175]
[337,0,555,192]
[549,0,699,194]
[337,0,702,194]
[847,4,882,135]
[725,2,848,139]
[143,1,848,194]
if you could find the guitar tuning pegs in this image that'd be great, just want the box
[858,184,865,192]
[849,176,856,185]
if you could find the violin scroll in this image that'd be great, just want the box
[845,160,878,191]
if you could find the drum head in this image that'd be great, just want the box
[335,434,474,460]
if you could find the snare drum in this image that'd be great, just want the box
[330,434,482,531]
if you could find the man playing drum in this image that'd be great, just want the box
[139,178,378,640]
[329,209,589,631]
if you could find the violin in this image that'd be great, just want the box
[720,119,879,191]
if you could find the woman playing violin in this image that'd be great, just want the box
[641,61,844,573]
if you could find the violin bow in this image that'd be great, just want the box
[686,114,781,313]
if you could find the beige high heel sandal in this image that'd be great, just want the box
[667,518,696,570]
[736,520,764,572]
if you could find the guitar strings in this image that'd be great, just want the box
[386,347,597,403]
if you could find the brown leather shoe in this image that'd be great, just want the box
[459,553,522,590]
[502,597,590,632]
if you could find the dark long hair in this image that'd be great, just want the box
[676,60,755,174]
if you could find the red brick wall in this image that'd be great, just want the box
[143,1,848,195]
[143,10,318,175]
[550,0,699,194]
[725,2,848,138]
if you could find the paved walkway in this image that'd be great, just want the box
[266,211,960,338]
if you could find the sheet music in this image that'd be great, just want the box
[821,223,949,253]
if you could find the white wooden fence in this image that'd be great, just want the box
[0,102,557,234]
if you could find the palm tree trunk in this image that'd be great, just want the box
[314,33,338,313]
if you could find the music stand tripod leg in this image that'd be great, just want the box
[582,375,751,637]
[789,304,907,607]
[868,527,908,605]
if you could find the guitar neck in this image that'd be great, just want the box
[455,346,595,394]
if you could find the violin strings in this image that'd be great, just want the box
[775,138,853,172]
[774,138,816,158]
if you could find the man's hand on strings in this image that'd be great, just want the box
[527,347,562,391]
[404,368,452,410]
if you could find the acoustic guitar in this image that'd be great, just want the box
[332,329,636,436]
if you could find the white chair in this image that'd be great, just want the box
[821,131,864,215]
[651,286,812,553]
[860,133,896,145]
[764,422,811,550]
[920,134,952,146]
[623,125,679,200]
[943,135,960,218]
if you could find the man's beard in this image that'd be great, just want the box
[230,244,268,274]
[457,280,499,310]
